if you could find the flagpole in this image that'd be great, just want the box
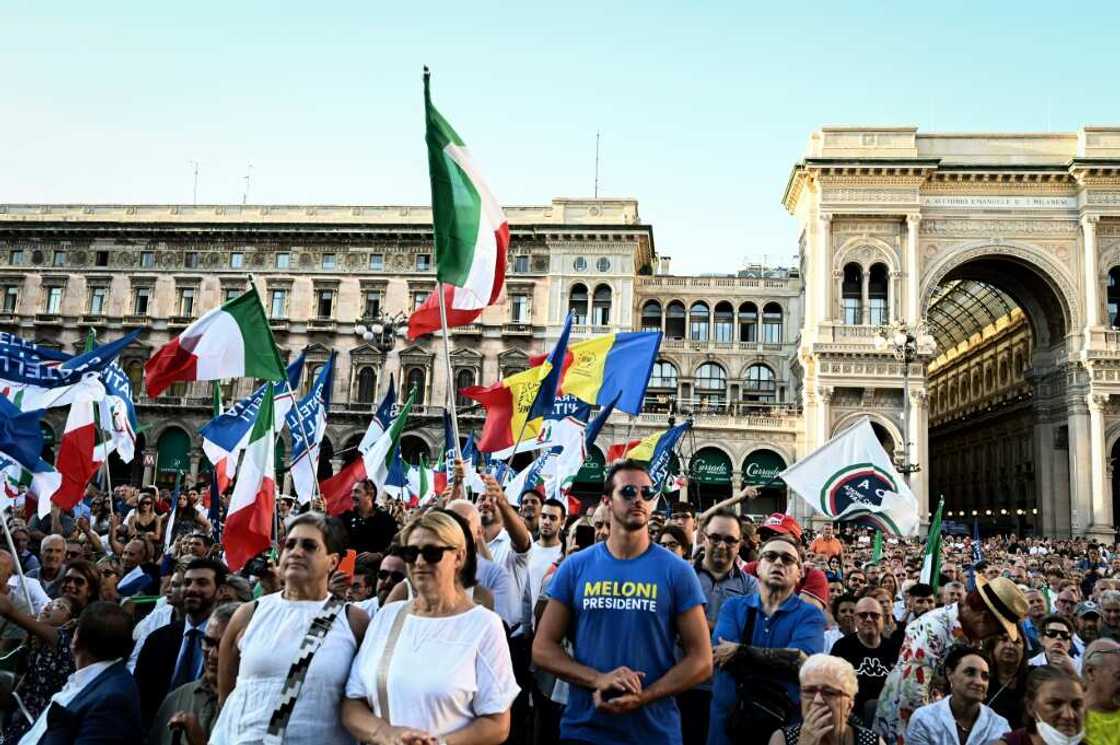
[0,513,34,612]
[435,282,462,463]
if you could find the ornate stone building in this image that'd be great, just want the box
[784,126,1120,538]
[0,199,652,494]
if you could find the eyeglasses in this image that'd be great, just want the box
[706,533,740,546]
[398,544,456,565]
[378,569,406,582]
[1043,629,1072,641]
[282,537,321,553]
[856,611,882,620]
[617,484,658,502]
[801,685,849,700]
[760,550,800,567]
[200,636,221,651]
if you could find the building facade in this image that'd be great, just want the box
[784,126,1120,538]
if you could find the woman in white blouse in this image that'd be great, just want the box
[343,511,519,745]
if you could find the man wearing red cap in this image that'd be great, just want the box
[743,513,831,611]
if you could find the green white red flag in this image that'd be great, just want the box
[408,69,508,339]
[145,287,285,397]
[224,383,277,572]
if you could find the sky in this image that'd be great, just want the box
[4,2,1120,274]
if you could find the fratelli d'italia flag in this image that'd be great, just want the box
[145,287,286,397]
[224,383,277,572]
[408,68,508,339]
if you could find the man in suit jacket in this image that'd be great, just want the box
[134,558,226,729]
[19,601,142,744]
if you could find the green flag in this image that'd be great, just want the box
[871,531,883,563]
[419,454,430,501]
[84,328,96,353]
[921,498,945,593]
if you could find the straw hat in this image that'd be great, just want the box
[975,575,1029,641]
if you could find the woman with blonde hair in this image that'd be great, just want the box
[344,510,519,745]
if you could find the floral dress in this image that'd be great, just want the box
[1,625,75,744]
[873,603,967,745]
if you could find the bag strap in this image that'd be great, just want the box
[375,601,413,723]
[742,604,758,646]
[262,597,345,745]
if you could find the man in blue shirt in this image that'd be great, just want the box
[533,459,712,745]
[707,534,826,745]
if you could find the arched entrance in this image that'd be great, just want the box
[400,435,430,466]
[741,449,788,514]
[156,427,191,488]
[688,447,733,510]
[923,251,1075,536]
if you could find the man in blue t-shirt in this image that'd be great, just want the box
[533,459,712,745]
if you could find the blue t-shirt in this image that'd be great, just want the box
[547,541,706,745]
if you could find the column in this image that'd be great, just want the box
[816,385,833,450]
[906,214,921,323]
[1083,215,1101,332]
[1088,392,1113,538]
[910,389,930,525]
[817,214,833,325]
[860,270,870,326]
[1067,398,1093,536]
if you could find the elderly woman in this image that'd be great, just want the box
[767,654,884,745]
[213,513,369,744]
[343,511,520,745]
[993,665,1085,745]
[906,646,1010,745]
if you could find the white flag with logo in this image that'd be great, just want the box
[779,416,919,537]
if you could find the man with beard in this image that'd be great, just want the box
[338,479,397,555]
[525,498,566,629]
[533,460,711,745]
[830,596,900,719]
[354,549,407,617]
[479,476,533,607]
[149,601,242,745]
[134,558,226,729]
[519,490,543,538]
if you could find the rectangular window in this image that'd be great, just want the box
[184,252,200,269]
[52,250,66,267]
[369,254,384,271]
[413,291,430,310]
[230,252,244,269]
[364,291,381,319]
[868,298,888,327]
[134,287,152,315]
[317,290,334,319]
[2,286,17,313]
[511,294,529,322]
[140,251,155,268]
[88,287,108,315]
[276,252,290,269]
[416,254,431,271]
[842,299,861,326]
[322,254,336,270]
[513,255,529,273]
[44,286,63,314]
[178,288,196,316]
[270,289,288,319]
[95,250,109,267]
[9,249,24,266]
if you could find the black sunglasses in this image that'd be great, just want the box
[1043,629,1071,641]
[617,484,657,502]
[398,545,456,565]
[378,569,406,582]
[706,533,740,546]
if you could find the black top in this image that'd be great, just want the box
[781,722,880,745]
[339,508,398,554]
[829,633,901,712]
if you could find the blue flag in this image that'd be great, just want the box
[527,312,573,421]
[462,434,479,467]
[384,443,409,498]
[0,396,47,471]
[0,329,140,388]
[649,420,691,494]
[375,374,397,430]
[585,393,620,448]
[286,353,335,503]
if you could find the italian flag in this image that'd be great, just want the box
[408,69,508,339]
[49,401,102,515]
[920,497,944,593]
[145,287,285,398]
[224,383,277,572]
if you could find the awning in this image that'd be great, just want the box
[156,427,191,474]
[689,448,732,485]
[742,449,787,487]
[575,446,606,484]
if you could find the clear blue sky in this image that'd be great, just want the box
[4,2,1120,274]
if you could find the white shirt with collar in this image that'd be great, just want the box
[128,599,174,672]
[173,615,209,682]
[488,528,531,600]
[905,697,1010,745]
[19,658,120,744]
[1029,650,1082,674]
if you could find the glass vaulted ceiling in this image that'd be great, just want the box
[926,280,1019,351]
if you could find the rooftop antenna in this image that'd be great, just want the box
[189,161,199,205]
[594,131,600,198]
[242,164,252,205]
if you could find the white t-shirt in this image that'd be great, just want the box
[523,542,562,630]
[2,576,49,642]
[356,596,380,618]
[346,601,520,737]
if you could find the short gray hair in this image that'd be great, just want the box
[1100,590,1120,606]
[1083,638,1120,670]
[799,653,858,697]
[210,602,242,629]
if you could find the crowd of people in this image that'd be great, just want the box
[0,461,1114,745]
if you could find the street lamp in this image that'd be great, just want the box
[354,311,408,353]
[874,322,936,478]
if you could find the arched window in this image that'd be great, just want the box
[689,302,710,341]
[592,285,612,326]
[1109,267,1120,327]
[641,300,662,332]
[842,263,862,325]
[568,284,588,325]
[713,302,734,343]
[649,360,678,389]
[762,303,783,343]
[406,367,427,404]
[455,368,476,408]
[695,362,726,409]
[868,263,889,326]
[738,302,758,343]
[666,301,686,339]
[356,367,377,403]
[743,364,776,403]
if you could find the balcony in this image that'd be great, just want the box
[80,314,107,326]
[502,322,533,336]
[168,316,192,329]
[0,311,16,325]
[308,317,337,332]
[35,313,62,325]
[269,318,290,332]
[453,324,482,336]
[122,314,148,327]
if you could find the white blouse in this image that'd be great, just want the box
[345,601,520,737]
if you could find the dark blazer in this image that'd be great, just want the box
[39,660,142,745]
[134,619,189,729]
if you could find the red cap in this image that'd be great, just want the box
[760,513,802,542]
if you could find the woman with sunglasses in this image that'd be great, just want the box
[343,511,520,745]
[96,556,123,603]
[213,513,368,745]
[126,489,163,542]
[767,654,884,745]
